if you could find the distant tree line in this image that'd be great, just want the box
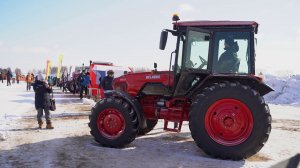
[49,66,68,75]
[0,66,69,77]
[0,67,19,75]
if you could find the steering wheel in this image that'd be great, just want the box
[198,56,207,69]
[186,60,196,68]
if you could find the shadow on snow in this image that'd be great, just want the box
[0,133,246,168]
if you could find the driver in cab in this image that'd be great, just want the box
[216,37,240,73]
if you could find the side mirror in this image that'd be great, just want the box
[159,30,168,50]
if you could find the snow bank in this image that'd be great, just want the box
[264,74,300,105]
[82,98,96,106]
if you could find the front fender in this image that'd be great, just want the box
[103,90,147,130]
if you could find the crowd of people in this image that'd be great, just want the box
[58,69,115,99]
[0,69,26,86]
[1,68,115,129]
[1,68,15,86]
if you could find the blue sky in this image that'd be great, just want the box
[0,0,300,74]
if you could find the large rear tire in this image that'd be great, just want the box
[89,97,138,147]
[189,82,271,160]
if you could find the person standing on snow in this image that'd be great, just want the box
[76,70,84,94]
[101,70,114,91]
[33,74,54,129]
[1,70,4,83]
[16,73,20,84]
[26,72,33,91]
[31,73,35,83]
[6,69,12,86]
[80,72,91,99]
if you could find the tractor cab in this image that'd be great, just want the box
[160,15,259,97]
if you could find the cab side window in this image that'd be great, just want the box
[213,32,250,74]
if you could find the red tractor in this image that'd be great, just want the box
[89,15,273,160]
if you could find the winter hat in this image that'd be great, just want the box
[37,74,44,81]
[225,37,235,46]
[107,70,114,75]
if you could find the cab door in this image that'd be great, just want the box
[174,27,212,96]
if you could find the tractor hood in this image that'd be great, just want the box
[113,71,174,97]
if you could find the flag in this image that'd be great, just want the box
[46,60,51,80]
[56,53,63,78]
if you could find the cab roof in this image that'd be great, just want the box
[174,21,258,33]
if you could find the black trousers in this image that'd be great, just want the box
[7,79,11,86]
[80,86,88,99]
[27,82,31,90]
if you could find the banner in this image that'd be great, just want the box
[46,60,51,80]
[56,53,63,78]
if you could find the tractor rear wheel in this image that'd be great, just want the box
[89,97,138,147]
[189,82,271,160]
[138,119,158,135]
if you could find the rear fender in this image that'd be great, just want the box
[251,81,273,96]
[103,90,147,129]
[190,75,273,97]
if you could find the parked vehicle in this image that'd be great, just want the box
[89,15,273,160]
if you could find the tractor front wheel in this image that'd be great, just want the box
[189,82,271,160]
[89,97,138,147]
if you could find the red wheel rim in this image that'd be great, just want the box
[97,108,125,139]
[205,99,253,146]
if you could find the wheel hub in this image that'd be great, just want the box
[97,108,125,139]
[205,99,253,146]
[223,116,234,127]
[103,114,123,135]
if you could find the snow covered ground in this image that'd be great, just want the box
[0,80,299,168]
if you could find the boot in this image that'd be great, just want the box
[38,120,43,129]
[46,121,54,129]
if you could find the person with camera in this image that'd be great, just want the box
[33,74,54,129]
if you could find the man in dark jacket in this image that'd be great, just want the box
[6,70,12,86]
[216,37,240,73]
[33,74,54,129]
[79,72,91,99]
[1,70,4,83]
[101,70,114,91]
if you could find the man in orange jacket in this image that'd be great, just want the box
[26,72,33,91]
